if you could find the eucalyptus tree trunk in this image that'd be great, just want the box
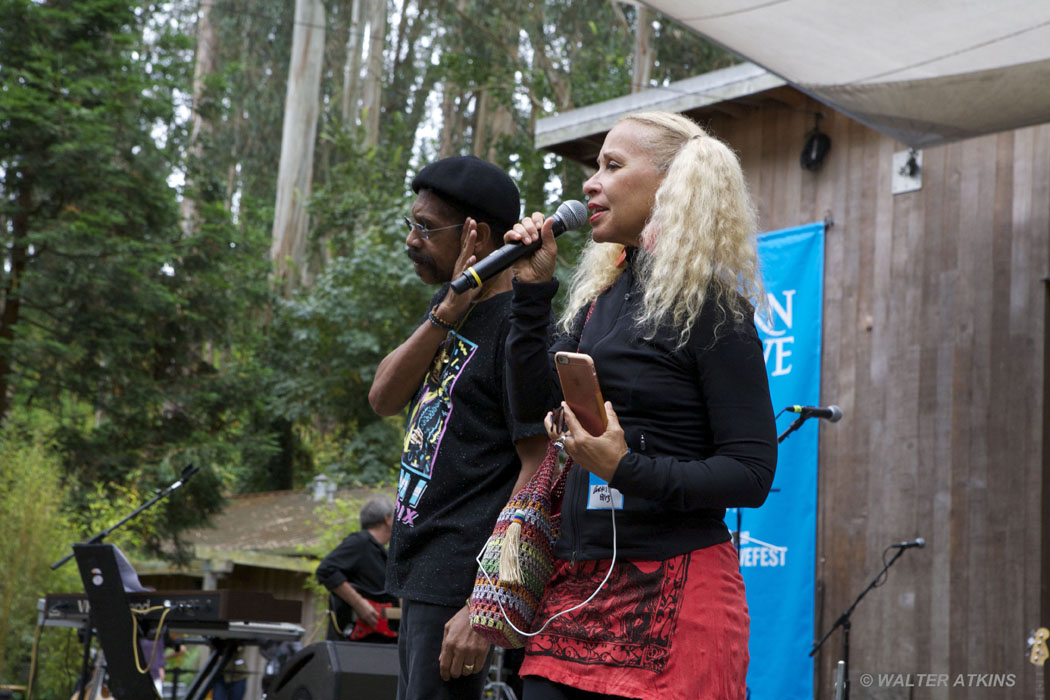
[473,89,490,159]
[474,56,516,163]
[385,0,439,177]
[526,3,573,112]
[181,0,219,233]
[439,0,471,157]
[440,90,466,158]
[484,32,517,164]
[631,5,654,93]
[226,22,249,210]
[360,0,387,147]
[271,0,326,294]
[341,0,363,123]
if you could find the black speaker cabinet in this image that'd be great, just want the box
[269,641,399,700]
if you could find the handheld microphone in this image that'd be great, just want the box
[786,404,843,422]
[449,200,588,294]
[890,537,925,549]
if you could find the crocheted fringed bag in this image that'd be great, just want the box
[469,442,571,648]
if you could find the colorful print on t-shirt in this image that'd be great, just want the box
[397,330,477,526]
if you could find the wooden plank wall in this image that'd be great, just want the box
[706,91,1050,699]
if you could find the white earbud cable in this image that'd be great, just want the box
[474,498,617,640]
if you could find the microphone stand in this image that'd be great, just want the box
[50,464,199,696]
[51,464,199,571]
[776,414,808,444]
[809,545,915,700]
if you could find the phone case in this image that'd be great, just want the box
[554,351,608,436]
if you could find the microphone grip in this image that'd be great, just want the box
[448,237,543,294]
[447,274,472,293]
[449,273,476,295]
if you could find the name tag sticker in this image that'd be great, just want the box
[587,472,623,510]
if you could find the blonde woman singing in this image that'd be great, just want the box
[504,111,777,700]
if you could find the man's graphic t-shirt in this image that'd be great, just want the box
[387,287,544,607]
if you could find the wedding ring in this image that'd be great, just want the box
[464,663,475,672]
[552,434,566,450]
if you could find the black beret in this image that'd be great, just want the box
[411,155,520,233]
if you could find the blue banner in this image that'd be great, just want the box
[727,221,825,699]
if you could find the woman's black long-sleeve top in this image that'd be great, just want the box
[506,251,777,562]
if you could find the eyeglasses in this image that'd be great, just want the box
[403,217,463,240]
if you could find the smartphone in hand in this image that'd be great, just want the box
[554,351,608,436]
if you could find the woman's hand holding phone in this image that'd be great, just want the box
[545,401,627,483]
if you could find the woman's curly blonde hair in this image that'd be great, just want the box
[561,111,764,347]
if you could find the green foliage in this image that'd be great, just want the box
[0,413,82,698]
[0,0,284,549]
[185,0,294,209]
[0,0,738,548]
[266,203,428,485]
[652,19,739,83]
[256,124,430,488]
[340,419,407,485]
[545,0,635,107]
[257,0,734,488]
[0,410,225,698]
[312,494,367,557]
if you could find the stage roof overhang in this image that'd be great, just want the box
[536,62,790,164]
[638,0,1050,148]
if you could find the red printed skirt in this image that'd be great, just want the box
[519,540,749,700]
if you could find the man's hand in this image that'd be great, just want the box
[435,219,483,321]
[439,606,490,680]
[333,582,379,629]
[351,600,380,629]
[368,219,486,417]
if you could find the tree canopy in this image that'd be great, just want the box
[0,1,731,690]
[0,0,730,688]
[2,0,732,506]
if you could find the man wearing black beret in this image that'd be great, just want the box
[369,155,547,700]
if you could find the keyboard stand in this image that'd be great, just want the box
[180,639,238,700]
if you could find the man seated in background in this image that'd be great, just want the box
[315,495,398,642]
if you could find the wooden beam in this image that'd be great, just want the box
[134,547,318,576]
[195,546,318,573]
[535,62,785,153]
